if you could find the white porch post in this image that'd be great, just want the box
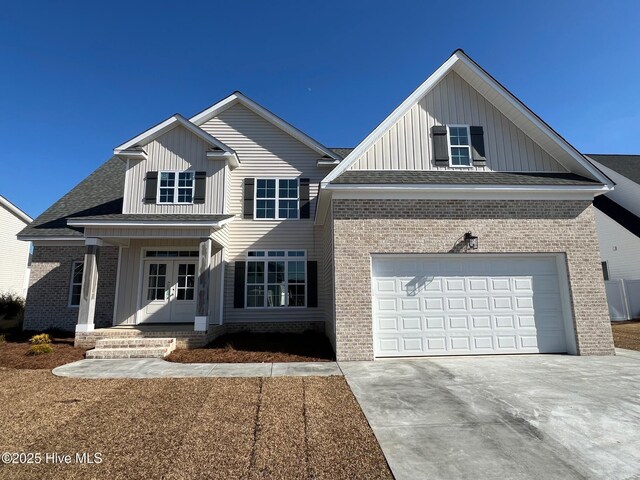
[195,237,212,332]
[76,238,103,333]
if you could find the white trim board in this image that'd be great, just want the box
[66,217,235,228]
[0,195,32,224]
[321,50,612,186]
[190,91,339,160]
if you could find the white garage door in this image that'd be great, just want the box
[372,255,569,357]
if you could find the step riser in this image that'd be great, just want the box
[95,338,176,349]
[87,337,177,359]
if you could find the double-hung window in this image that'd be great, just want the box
[158,171,195,204]
[447,126,472,167]
[246,250,306,307]
[255,179,299,219]
[68,261,84,307]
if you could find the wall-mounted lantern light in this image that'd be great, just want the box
[464,232,478,250]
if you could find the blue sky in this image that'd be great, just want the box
[1,0,639,218]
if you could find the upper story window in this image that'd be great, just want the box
[255,178,299,219]
[447,126,472,167]
[158,171,195,204]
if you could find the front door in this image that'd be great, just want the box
[140,260,197,323]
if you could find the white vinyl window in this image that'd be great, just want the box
[255,179,299,219]
[158,171,195,204]
[246,250,306,308]
[68,261,84,307]
[447,125,472,167]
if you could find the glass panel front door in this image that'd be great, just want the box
[140,259,197,324]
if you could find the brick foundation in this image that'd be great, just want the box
[331,199,614,361]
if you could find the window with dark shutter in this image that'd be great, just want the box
[234,262,246,308]
[144,171,158,204]
[307,260,317,308]
[193,171,206,204]
[243,178,255,219]
[299,178,310,219]
[432,126,449,164]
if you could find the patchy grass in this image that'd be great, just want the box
[0,330,86,369]
[0,370,391,479]
[612,320,640,351]
[167,331,335,363]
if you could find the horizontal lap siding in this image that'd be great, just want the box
[123,125,226,214]
[199,103,324,323]
[0,207,30,296]
[351,71,565,172]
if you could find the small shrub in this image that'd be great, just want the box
[29,333,52,345]
[0,292,25,319]
[0,334,5,344]
[28,343,53,355]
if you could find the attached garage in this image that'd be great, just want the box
[372,255,576,357]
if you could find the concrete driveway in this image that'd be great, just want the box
[341,349,640,480]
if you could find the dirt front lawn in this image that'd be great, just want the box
[0,370,391,479]
[612,320,640,351]
[167,331,335,363]
[0,331,86,369]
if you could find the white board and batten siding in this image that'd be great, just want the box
[123,125,226,215]
[350,71,566,173]
[199,103,326,323]
[595,209,640,281]
[371,255,575,357]
[0,205,31,297]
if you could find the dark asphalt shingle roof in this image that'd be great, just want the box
[331,170,602,186]
[19,157,126,238]
[68,214,234,222]
[329,148,353,159]
[587,154,640,185]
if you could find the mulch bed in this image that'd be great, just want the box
[167,331,335,363]
[611,320,640,351]
[0,330,86,369]
[0,370,392,479]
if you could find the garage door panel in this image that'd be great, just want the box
[372,256,569,357]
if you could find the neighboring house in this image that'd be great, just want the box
[19,50,615,360]
[0,195,32,297]
[586,154,640,319]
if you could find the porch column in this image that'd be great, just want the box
[195,237,212,332]
[76,238,102,333]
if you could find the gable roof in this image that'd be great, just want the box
[0,195,32,224]
[587,154,640,185]
[114,114,238,167]
[322,50,611,186]
[190,91,339,160]
[18,157,126,239]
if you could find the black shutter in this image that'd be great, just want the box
[234,262,246,308]
[307,261,317,308]
[144,171,158,204]
[299,178,310,219]
[243,178,255,219]
[432,126,449,165]
[470,126,486,165]
[194,171,206,204]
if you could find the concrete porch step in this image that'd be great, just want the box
[95,338,176,349]
[86,337,177,359]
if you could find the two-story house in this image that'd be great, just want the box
[19,50,615,360]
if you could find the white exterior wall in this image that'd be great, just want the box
[123,125,226,214]
[595,209,640,280]
[199,103,325,323]
[0,205,30,297]
[350,71,566,173]
[591,162,640,217]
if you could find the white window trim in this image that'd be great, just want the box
[68,260,84,307]
[245,250,307,308]
[157,171,196,204]
[254,178,300,220]
[447,125,473,168]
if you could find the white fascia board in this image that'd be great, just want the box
[321,54,459,185]
[114,114,236,156]
[66,216,236,229]
[20,237,85,244]
[325,183,609,200]
[206,150,240,168]
[190,92,339,160]
[115,149,147,161]
[321,50,612,187]
[0,196,32,224]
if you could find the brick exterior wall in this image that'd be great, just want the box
[331,199,614,361]
[24,245,119,332]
